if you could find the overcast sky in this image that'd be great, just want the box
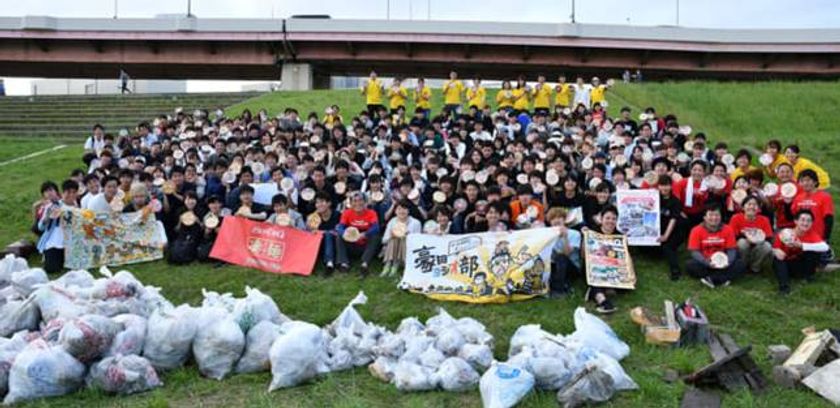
[3,0,837,94]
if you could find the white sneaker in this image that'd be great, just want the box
[700,278,716,289]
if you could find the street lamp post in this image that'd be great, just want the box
[570,0,576,23]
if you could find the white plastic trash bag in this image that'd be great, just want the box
[0,255,28,288]
[31,286,85,322]
[556,364,617,408]
[86,354,162,395]
[192,316,245,380]
[233,287,289,333]
[568,307,629,361]
[434,357,480,392]
[368,356,398,383]
[3,340,86,405]
[425,308,457,336]
[434,327,466,356]
[11,269,48,298]
[54,270,95,289]
[58,314,121,363]
[235,321,282,374]
[479,362,536,408]
[458,343,494,373]
[393,361,436,392]
[0,299,39,338]
[530,357,573,391]
[327,291,369,336]
[106,314,147,357]
[0,334,29,398]
[142,305,198,371]
[268,321,329,391]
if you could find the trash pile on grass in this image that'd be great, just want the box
[0,254,635,407]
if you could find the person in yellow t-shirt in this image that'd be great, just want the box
[531,74,552,115]
[555,75,573,109]
[760,139,788,179]
[785,144,831,190]
[323,105,343,130]
[387,78,408,113]
[590,76,610,107]
[412,77,432,118]
[512,76,531,113]
[466,77,487,110]
[729,149,759,182]
[495,80,515,112]
[442,70,464,116]
[360,71,385,115]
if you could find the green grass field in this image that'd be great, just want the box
[2,82,839,408]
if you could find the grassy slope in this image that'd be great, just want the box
[3,82,839,408]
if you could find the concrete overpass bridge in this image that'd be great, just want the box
[1,16,840,89]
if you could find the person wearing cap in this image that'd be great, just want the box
[442,70,464,116]
[412,78,432,119]
[335,192,380,276]
[510,185,544,229]
[266,194,305,230]
[686,203,747,289]
[166,191,201,264]
[784,144,830,190]
[772,210,830,294]
[545,207,582,297]
[728,195,774,275]
[381,199,422,277]
[554,75,573,109]
[361,71,385,116]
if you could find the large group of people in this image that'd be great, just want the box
[30,70,835,314]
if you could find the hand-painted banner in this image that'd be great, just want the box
[583,230,636,290]
[398,227,558,303]
[209,216,322,276]
[62,208,167,269]
[616,189,661,246]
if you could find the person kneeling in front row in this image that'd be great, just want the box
[335,192,381,277]
[773,210,829,295]
[546,208,582,298]
[686,203,747,288]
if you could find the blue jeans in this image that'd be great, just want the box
[321,232,336,265]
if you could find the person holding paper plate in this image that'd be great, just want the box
[335,192,381,277]
[728,195,774,274]
[772,210,830,294]
[686,203,747,288]
[381,200,421,278]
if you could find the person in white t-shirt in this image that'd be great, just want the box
[85,175,119,213]
[571,76,591,109]
[84,124,106,153]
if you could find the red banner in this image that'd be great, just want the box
[210,216,323,276]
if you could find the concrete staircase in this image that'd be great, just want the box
[0,92,262,139]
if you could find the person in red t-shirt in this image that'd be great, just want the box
[772,210,829,294]
[790,169,834,242]
[686,203,747,288]
[673,160,710,227]
[771,162,798,230]
[336,192,381,276]
[729,195,774,274]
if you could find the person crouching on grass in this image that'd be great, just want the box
[772,210,829,294]
[335,192,381,277]
[381,200,421,278]
[728,195,773,274]
[686,203,747,288]
[583,206,624,314]
[546,208,582,298]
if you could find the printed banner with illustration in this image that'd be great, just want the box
[583,230,636,290]
[209,216,322,275]
[616,189,660,246]
[399,227,558,303]
[62,208,167,270]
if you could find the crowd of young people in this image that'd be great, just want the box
[30,70,835,314]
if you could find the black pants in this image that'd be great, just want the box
[367,104,385,116]
[43,248,64,274]
[661,224,686,274]
[336,234,381,267]
[774,252,819,291]
[550,253,580,293]
[686,258,746,285]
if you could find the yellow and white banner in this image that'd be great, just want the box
[398,227,558,303]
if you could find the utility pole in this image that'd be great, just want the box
[386,0,390,20]
[427,0,431,20]
[113,0,118,19]
[187,0,193,17]
[676,0,680,25]
[409,0,413,20]
[570,0,576,23]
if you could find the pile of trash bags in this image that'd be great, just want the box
[0,254,637,407]
[366,308,495,392]
[480,307,637,408]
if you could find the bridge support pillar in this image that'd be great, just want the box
[280,63,330,90]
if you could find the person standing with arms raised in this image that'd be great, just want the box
[442,70,464,116]
[361,70,385,116]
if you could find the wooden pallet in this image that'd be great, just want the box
[684,332,768,393]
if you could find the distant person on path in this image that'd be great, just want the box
[119,69,131,94]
